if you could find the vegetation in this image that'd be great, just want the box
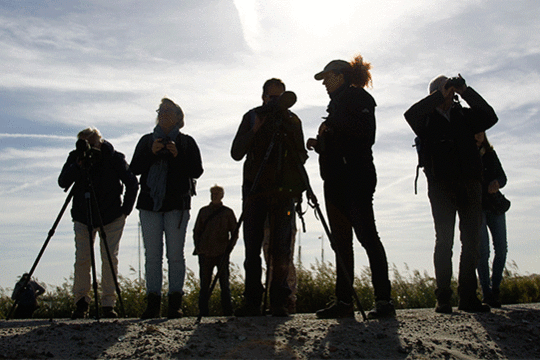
[1,260,538,319]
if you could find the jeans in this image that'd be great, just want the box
[428,179,482,302]
[73,215,126,307]
[324,181,391,304]
[477,211,507,297]
[139,209,189,295]
[242,190,295,308]
[198,254,233,316]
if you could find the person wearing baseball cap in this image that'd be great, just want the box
[307,55,395,319]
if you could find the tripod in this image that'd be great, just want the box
[7,157,126,320]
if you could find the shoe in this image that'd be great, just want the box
[234,303,262,317]
[167,292,183,319]
[102,306,118,318]
[316,300,354,319]
[435,301,453,314]
[71,298,89,320]
[367,300,396,319]
[458,297,491,313]
[140,293,161,319]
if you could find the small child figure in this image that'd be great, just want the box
[11,273,46,319]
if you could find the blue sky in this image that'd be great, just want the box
[1,0,539,291]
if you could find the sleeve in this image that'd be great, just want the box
[130,135,156,176]
[181,135,204,179]
[193,208,205,250]
[492,150,507,189]
[404,91,446,137]
[58,151,82,190]
[231,111,256,161]
[227,208,238,242]
[114,152,139,216]
[460,87,498,134]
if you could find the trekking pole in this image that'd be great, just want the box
[7,185,75,320]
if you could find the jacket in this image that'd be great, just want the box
[130,132,203,212]
[481,148,508,210]
[193,202,237,257]
[404,87,498,182]
[231,107,307,196]
[58,140,139,226]
[314,84,377,185]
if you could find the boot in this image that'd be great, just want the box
[71,298,89,320]
[367,300,396,319]
[102,306,118,318]
[167,292,183,319]
[316,300,354,319]
[140,293,161,319]
[434,288,453,314]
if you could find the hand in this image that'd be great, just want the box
[453,74,468,95]
[318,122,328,135]
[252,114,266,133]
[152,139,166,155]
[165,141,178,157]
[306,138,318,150]
[488,180,500,194]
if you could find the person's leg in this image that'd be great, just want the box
[487,212,507,293]
[164,209,189,295]
[139,210,165,295]
[456,181,488,311]
[99,215,126,308]
[73,221,97,305]
[241,194,267,308]
[217,254,233,315]
[268,198,294,313]
[428,181,457,295]
[198,255,213,316]
[477,212,492,299]
[350,193,391,302]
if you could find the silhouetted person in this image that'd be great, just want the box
[404,74,498,313]
[193,185,237,316]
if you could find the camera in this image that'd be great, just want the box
[254,91,297,117]
[156,137,173,157]
[75,139,102,166]
[445,76,466,89]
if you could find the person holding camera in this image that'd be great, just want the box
[193,185,237,317]
[231,78,307,317]
[307,55,394,319]
[58,127,138,319]
[475,131,509,308]
[131,98,203,319]
[404,75,498,313]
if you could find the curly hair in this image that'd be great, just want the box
[343,54,373,88]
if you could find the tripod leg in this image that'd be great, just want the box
[7,186,75,320]
[83,191,100,320]
[97,219,126,318]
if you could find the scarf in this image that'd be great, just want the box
[147,124,181,211]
